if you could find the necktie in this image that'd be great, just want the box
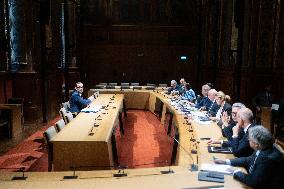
[208,101,214,111]
[249,153,258,173]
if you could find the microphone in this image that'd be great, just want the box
[172,137,198,171]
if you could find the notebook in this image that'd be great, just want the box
[208,146,233,154]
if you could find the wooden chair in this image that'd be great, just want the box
[55,119,65,132]
[43,126,57,171]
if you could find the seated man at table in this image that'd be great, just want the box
[221,102,246,141]
[206,89,220,117]
[208,108,255,157]
[179,78,186,94]
[214,126,284,189]
[192,84,211,109]
[70,82,94,113]
[166,80,182,95]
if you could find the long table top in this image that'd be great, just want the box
[51,94,124,142]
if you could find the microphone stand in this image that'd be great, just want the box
[0,167,27,180]
[64,165,129,179]
[172,137,198,171]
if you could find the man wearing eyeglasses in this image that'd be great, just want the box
[221,102,246,141]
[69,82,94,113]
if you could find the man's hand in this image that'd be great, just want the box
[221,111,230,126]
[214,159,226,164]
[232,124,240,137]
[207,139,221,145]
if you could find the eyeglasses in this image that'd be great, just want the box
[232,112,237,116]
[77,86,83,88]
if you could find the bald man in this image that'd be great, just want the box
[206,89,220,117]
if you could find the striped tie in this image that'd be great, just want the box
[249,154,258,173]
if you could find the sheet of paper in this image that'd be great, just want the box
[271,104,279,110]
[81,105,102,113]
[200,163,234,174]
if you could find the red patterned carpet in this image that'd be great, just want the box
[116,110,172,168]
[0,110,172,172]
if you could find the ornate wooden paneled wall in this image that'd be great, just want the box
[1,0,284,125]
[80,25,198,88]
[199,0,284,107]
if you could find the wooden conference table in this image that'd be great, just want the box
[47,87,248,188]
[51,94,124,171]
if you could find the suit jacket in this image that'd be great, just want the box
[231,146,284,189]
[207,101,220,117]
[195,96,211,109]
[223,124,255,157]
[69,90,91,113]
[167,85,182,95]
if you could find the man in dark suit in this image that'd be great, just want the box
[194,84,211,109]
[206,89,220,117]
[166,80,182,95]
[215,126,284,189]
[208,108,255,157]
[221,102,246,141]
[69,82,94,113]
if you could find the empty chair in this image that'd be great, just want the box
[146,83,156,87]
[109,83,117,86]
[0,110,11,138]
[106,85,115,89]
[133,86,142,90]
[131,83,140,86]
[98,83,107,86]
[95,84,105,89]
[59,107,68,123]
[65,112,74,124]
[146,86,156,90]
[55,119,65,132]
[61,101,70,111]
[43,126,57,171]
[159,84,168,87]
[121,83,129,86]
[121,86,130,89]
[94,91,99,98]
